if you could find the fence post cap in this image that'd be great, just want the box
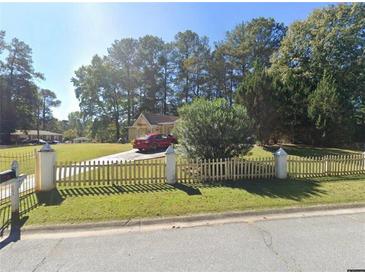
[11,160,19,176]
[274,147,288,157]
[39,142,54,152]
[165,145,175,155]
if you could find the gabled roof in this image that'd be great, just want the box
[11,130,63,136]
[142,113,178,125]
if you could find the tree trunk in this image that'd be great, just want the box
[163,66,167,114]
[37,102,40,141]
[42,97,46,130]
[127,67,131,126]
[115,114,120,142]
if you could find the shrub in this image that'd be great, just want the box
[173,98,252,159]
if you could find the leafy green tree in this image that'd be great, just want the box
[308,72,342,143]
[0,35,44,143]
[271,3,365,143]
[207,45,236,105]
[107,38,139,126]
[237,62,280,144]
[38,89,61,130]
[136,35,164,113]
[67,111,89,137]
[159,42,175,114]
[222,17,286,75]
[63,128,77,142]
[173,98,251,159]
[72,55,124,141]
[172,30,211,104]
[216,18,286,106]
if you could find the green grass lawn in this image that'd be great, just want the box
[0,143,132,163]
[246,144,362,158]
[22,175,365,226]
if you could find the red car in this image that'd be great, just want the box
[133,133,177,152]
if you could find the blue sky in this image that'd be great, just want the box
[0,2,332,120]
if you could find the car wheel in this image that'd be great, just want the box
[151,143,158,152]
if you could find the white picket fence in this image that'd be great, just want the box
[177,157,275,183]
[288,154,365,178]
[52,153,365,186]
[55,159,166,186]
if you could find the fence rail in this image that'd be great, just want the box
[55,159,166,186]
[177,157,275,183]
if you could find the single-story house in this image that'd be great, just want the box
[10,130,63,143]
[128,112,178,141]
[73,137,90,143]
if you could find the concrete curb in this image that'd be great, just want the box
[21,202,365,234]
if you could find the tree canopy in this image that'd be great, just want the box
[0,32,61,144]
[45,3,365,146]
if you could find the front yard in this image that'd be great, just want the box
[24,175,365,226]
[0,143,132,162]
[2,143,364,228]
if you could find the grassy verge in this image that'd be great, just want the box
[24,175,365,226]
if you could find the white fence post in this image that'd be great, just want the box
[363,152,365,171]
[165,145,176,184]
[274,148,288,179]
[36,143,56,192]
[10,161,20,219]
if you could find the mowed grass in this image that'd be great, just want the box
[0,143,132,163]
[24,175,365,226]
[246,144,362,158]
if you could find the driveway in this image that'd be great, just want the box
[90,148,166,162]
[1,211,364,271]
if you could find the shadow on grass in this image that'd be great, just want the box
[263,144,357,157]
[172,182,202,195]
[194,179,327,201]
[59,182,202,197]
[36,188,64,206]
[0,189,64,236]
[56,176,333,202]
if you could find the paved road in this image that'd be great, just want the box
[1,212,364,271]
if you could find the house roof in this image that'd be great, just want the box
[73,137,90,141]
[142,113,178,125]
[11,130,63,136]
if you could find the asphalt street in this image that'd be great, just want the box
[1,212,364,271]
